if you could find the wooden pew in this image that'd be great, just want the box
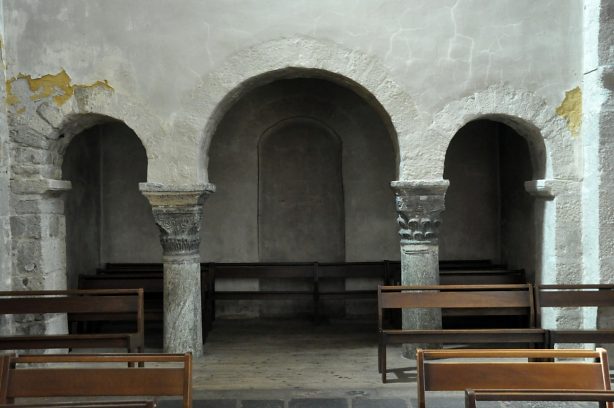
[0,289,144,354]
[377,284,547,382]
[536,284,614,347]
[465,389,614,408]
[415,348,611,408]
[0,353,192,408]
[90,261,524,325]
[78,273,214,341]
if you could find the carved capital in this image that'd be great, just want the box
[140,183,216,259]
[391,180,449,245]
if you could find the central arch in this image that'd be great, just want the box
[175,37,420,183]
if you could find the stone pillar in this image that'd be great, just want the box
[390,180,449,357]
[10,178,72,336]
[140,183,215,356]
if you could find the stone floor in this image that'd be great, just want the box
[155,319,600,408]
[154,318,415,408]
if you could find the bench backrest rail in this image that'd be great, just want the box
[465,389,614,408]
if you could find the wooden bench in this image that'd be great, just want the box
[0,289,144,355]
[416,348,611,408]
[377,284,547,382]
[0,353,192,408]
[90,261,524,324]
[465,389,614,408]
[78,272,214,341]
[536,284,614,348]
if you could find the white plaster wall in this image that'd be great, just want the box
[2,0,583,183]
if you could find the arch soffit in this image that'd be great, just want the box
[413,86,578,182]
[181,37,420,182]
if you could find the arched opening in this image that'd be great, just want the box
[440,119,540,282]
[203,76,398,319]
[62,122,154,289]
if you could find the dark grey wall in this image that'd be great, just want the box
[441,120,536,278]
[99,123,158,263]
[441,121,501,261]
[203,78,399,262]
[63,127,102,288]
[259,118,344,262]
[499,126,535,280]
[63,123,153,286]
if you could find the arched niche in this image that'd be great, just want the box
[62,121,157,288]
[440,119,540,282]
[258,117,344,262]
[202,78,398,264]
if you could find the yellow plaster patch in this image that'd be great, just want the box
[5,80,19,106]
[556,87,582,137]
[5,70,113,109]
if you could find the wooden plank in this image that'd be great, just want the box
[380,290,530,309]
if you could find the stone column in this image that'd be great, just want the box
[390,180,449,357]
[140,183,215,356]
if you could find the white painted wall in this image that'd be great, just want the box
[2,1,583,183]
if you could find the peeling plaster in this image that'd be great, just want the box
[556,86,582,137]
[6,69,113,110]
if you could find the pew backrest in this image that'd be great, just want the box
[378,284,536,330]
[536,284,614,346]
[0,289,144,354]
[0,353,192,408]
[417,348,611,408]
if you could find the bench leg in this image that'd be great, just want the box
[381,336,387,383]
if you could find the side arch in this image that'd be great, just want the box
[411,85,578,181]
[176,36,421,182]
[8,83,165,182]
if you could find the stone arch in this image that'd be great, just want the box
[177,36,420,182]
[8,83,165,183]
[8,84,163,294]
[419,86,582,292]
[410,85,577,182]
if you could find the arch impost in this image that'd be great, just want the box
[11,178,72,196]
[525,179,581,199]
[139,183,216,207]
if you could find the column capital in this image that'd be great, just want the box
[139,183,216,260]
[390,180,449,245]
